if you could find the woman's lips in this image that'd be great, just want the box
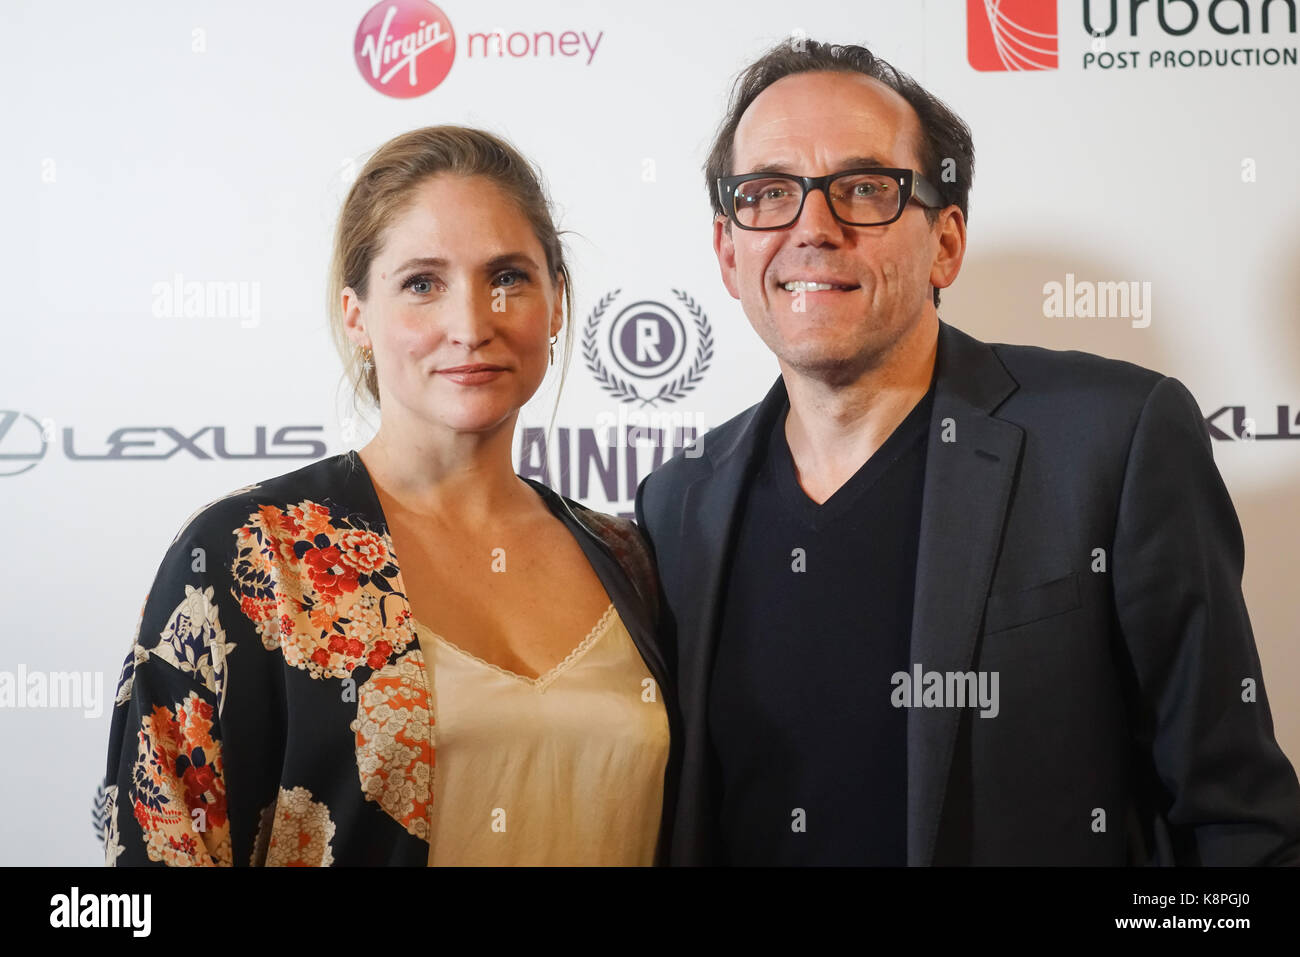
[437,365,507,385]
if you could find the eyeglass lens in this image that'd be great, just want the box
[731,172,905,228]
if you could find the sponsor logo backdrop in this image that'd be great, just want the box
[3,0,1297,863]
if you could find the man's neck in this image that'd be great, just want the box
[781,316,938,505]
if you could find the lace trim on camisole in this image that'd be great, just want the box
[412,602,618,690]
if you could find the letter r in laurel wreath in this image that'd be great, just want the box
[582,289,713,407]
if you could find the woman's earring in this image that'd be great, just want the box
[549,335,558,366]
[361,347,373,374]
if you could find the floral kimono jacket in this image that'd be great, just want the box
[97,450,677,866]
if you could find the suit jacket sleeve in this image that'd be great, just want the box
[1112,375,1300,865]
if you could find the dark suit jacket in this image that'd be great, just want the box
[635,319,1300,865]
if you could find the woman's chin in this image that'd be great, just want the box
[427,405,521,435]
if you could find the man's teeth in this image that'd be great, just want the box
[783,281,848,292]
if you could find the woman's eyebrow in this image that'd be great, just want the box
[393,256,448,274]
[483,252,539,271]
[391,252,539,275]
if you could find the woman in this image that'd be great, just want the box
[98,126,677,866]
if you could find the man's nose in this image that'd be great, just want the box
[791,185,843,244]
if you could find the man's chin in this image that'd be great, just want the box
[778,348,873,386]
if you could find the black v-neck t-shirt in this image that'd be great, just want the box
[708,383,935,865]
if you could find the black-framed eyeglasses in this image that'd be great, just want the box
[716,167,944,230]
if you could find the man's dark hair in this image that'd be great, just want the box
[704,38,975,308]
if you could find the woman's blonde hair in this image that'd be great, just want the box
[329,125,574,413]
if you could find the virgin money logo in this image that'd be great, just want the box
[967,0,1059,71]
[355,0,456,98]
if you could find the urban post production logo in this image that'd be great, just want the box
[969,1,1298,73]
[967,0,1060,71]
[582,289,713,407]
[354,0,456,98]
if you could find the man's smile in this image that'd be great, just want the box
[781,279,860,292]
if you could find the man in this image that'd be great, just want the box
[635,38,1300,865]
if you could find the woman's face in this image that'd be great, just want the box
[344,173,563,437]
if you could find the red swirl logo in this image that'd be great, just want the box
[967,0,1058,71]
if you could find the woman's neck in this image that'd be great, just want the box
[358,413,535,526]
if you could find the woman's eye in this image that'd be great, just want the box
[400,271,526,294]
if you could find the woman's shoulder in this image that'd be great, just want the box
[166,451,379,550]
[572,502,662,626]
[521,479,648,557]
[524,481,660,619]
[567,502,649,560]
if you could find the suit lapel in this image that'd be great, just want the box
[675,377,790,739]
[906,321,1022,865]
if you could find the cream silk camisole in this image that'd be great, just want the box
[415,603,670,865]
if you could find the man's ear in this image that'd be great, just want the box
[713,215,741,301]
[929,206,966,295]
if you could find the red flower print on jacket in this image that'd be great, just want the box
[303,544,360,602]
[132,691,232,865]
[231,499,414,680]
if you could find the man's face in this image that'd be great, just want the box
[714,70,959,381]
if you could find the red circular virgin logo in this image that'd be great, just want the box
[354,0,456,98]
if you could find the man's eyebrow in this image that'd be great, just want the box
[391,252,540,275]
[746,156,892,175]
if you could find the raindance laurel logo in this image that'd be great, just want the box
[354,0,456,98]
[582,289,713,407]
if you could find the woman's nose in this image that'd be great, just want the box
[444,285,497,350]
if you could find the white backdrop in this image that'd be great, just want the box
[2,0,1297,865]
